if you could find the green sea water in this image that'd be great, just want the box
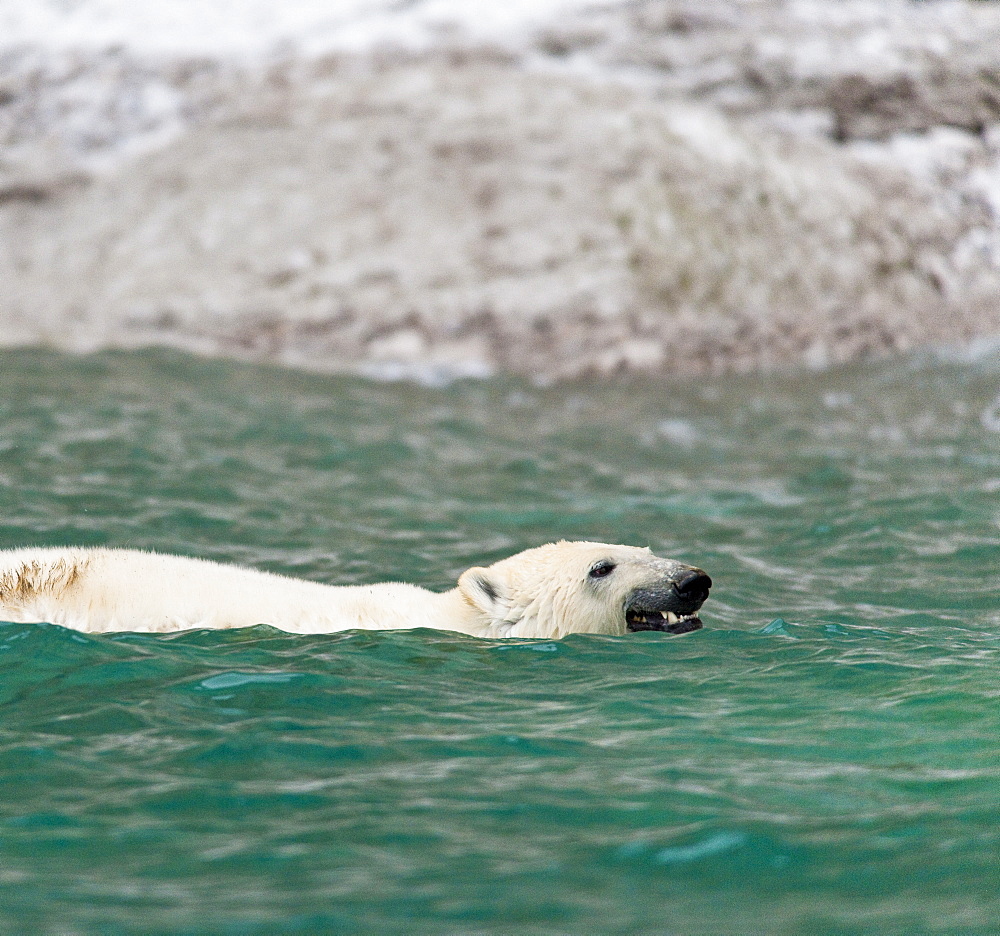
[0,347,999,935]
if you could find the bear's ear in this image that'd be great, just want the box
[457,566,511,621]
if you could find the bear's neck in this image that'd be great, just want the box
[436,589,554,639]
[434,587,497,636]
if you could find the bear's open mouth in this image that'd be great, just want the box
[625,608,703,635]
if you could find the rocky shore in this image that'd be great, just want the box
[2,0,999,380]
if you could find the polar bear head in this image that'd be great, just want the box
[457,541,711,638]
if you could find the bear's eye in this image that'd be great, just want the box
[588,560,616,580]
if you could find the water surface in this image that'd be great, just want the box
[0,348,998,934]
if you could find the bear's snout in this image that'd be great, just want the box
[624,565,711,635]
[671,569,712,604]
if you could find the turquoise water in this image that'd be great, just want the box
[1,348,999,935]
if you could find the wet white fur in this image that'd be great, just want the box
[0,541,693,639]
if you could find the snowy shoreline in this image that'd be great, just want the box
[2,0,999,380]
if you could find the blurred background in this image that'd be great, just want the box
[2,0,999,382]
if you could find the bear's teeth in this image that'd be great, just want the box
[665,611,679,624]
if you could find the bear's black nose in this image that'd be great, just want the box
[672,570,712,602]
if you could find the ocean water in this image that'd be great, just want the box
[0,347,999,935]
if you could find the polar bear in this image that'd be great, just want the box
[0,541,711,639]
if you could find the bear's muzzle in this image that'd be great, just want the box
[625,569,711,634]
